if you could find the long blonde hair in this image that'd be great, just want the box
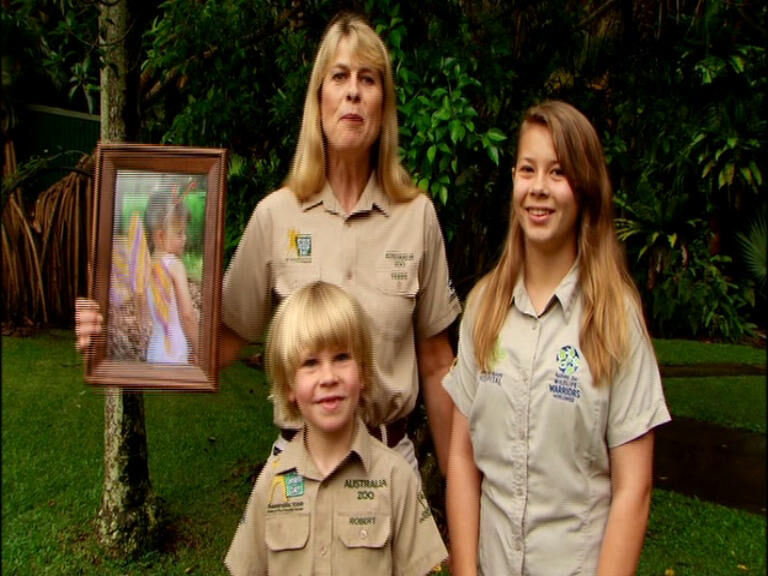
[284,12,417,202]
[471,100,646,385]
[265,281,379,426]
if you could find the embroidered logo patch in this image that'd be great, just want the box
[296,234,311,258]
[417,491,433,523]
[447,277,457,300]
[550,345,582,403]
[479,371,503,385]
[490,336,507,369]
[556,345,580,375]
[284,472,305,498]
[288,229,312,261]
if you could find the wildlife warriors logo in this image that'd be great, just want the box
[556,345,580,376]
[550,345,582,403]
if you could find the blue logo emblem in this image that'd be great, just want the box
[550,345,582,403]
[296,235,312,258]
[556,345,580,376]
[284,472,305,498]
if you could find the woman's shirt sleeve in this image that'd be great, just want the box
[441,300,479,418]
[221,198,274,342]
[415,197,461,340]
[607,304,672,448]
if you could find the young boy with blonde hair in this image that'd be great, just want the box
[225,281,447,576]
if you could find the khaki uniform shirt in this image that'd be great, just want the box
[222,175,461,428]
[443,266,671,576]
[225,419,448,576]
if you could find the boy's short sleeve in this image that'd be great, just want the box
[606,306,671,448]
[391,460,448,576]
[224,465,271,576]
[441,299,478,418]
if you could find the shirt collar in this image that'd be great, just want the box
[272,417,373,481]
[512,261,580,321]
[301,172,391,217]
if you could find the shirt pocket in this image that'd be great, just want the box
[374,262,419,297]
[468,375,519,463]
[335,513,392,574]
[265,513,311,573]
[368,263,419,340]
[273,262,321,299]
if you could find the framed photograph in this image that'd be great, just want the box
[85,143,227,391]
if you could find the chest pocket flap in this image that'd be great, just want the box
[336,513,391,549]
[265,513,310,551]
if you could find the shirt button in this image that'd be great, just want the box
[360,528,368,539]
[346,269,353,279]
[320,545,328,556]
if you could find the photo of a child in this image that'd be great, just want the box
[107,173,205,364]
[143,190,198,364]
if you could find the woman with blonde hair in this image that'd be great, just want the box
[77,12,460,474]
[444,100,670,575]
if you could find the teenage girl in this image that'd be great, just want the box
[143,190,198,364]
[444,100,670,576]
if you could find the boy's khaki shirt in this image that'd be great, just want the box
[225,420,447,575]
[222,175,461,428]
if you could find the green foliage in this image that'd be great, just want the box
[141,0,317,263]
[736,210,767,291]
[603,1,767,340]
[376,9,506,207]
[646,237,756,341]
[4,0,100,114]
[8,0,767,336]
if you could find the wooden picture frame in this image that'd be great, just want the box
[85,143,227,391]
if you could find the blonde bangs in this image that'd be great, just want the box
[265,282,378,424]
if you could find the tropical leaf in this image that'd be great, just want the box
[736,212,767,289]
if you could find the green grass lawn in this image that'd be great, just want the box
[656,338,766,433]
[2,329,274,575]
[654,338,766,366]
[663,376,766,433]
[2,331,765,574]
[639,489,766,576]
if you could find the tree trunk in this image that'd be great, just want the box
[97,0,159,556]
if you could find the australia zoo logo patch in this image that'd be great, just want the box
[288,229,312,261]
[550,345,582,403]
